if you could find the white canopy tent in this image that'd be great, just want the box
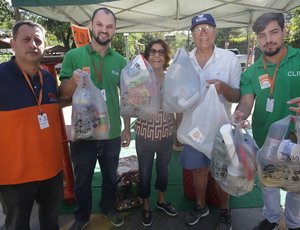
[12,0,300,32]
[11,0,300,64]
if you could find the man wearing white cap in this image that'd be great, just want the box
[179,13,242,230]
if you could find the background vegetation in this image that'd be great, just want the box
[0,0,299,63]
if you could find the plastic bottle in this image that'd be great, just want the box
[220,124,241,176]
[261,122,289,160]
[276,139,300,163]
[219,124,255,196]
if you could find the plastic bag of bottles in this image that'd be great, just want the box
[71,72,110,141]
[162,48,201,113]
[120,55,161,119]
[257,115,300,194]
[210,124,258,196]
[177,85,229,158]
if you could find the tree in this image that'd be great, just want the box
[286,7,300,48]
[0,1,13,26]
[0,2,75,50]
[38,18,75,50]
[0,1,14,38]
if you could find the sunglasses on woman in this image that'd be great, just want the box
[149,49,165,56]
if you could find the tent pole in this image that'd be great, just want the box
[124,33,129,62]
[246,10,253,68]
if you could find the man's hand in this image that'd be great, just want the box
[231,110,250,128]
[287,97,300,115]
[71,69,87,87]
[287,97,300,122]
[206,79,240,103]
[59,69,87,100]
[206,79,224,94]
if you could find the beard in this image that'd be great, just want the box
[263,42,282,56]
[92,31,112,46]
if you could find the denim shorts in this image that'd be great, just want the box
[179,144,211,169]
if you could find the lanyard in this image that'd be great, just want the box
[16,61,44,115]
[89,44,103,87]
[262,48,287,97]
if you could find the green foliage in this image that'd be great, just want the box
[112,32,168,59]
[0,49,13,63]
[0,55,11,64]
[214,27,248,52]
[286,7,300,48]
[37,18,74,50]
[111,33,126,56]
[4,7,75,50]
[0,1,13,26]
[139,32,164,46]
[229,37,247,43]
[166,32,193,53]
[0,1,14,38]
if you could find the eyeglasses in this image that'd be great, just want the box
[149,49,165,56]
[192,25,214,34]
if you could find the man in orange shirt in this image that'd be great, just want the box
[0,20,64,229]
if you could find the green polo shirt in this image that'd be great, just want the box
[60,43,127,139]
[241,46,300,147]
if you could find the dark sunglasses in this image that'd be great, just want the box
[149,49,165,56]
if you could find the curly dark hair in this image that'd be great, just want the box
[143,39,171,70]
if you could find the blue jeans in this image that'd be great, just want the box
[136,134,174,199]
[70,137,121,222]
[262,187,300,229]
[0,171,63,230]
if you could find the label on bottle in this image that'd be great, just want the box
[99,112,109,131]
[264,138,281,160]
[277,139,300,163]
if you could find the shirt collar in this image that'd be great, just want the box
[9,57,23,77]
[87,42,114,57]
[9,57,41,78]
[257,45,294,68]
[191,45,218,59]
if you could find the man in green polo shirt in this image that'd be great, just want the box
[232,12,300,230]
[59,7,131,230]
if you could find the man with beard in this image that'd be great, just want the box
[232,12,300,230]
[59,8,131,230]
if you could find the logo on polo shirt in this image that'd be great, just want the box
[288,71,300,77]
[112,70,120,76]
[48,92,58,102]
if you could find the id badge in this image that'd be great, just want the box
[101,89,107,101]
[38,113,49,129]
[266,98,274,113]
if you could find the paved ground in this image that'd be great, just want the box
[0,203,287,230]
[57,207,267,230]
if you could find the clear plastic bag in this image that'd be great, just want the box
[120,55,161,119]
[211,124,258,196]
[177,84,229,158]
[162,48,201,113]
[257,115,300,194]
[71,73,110,141]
